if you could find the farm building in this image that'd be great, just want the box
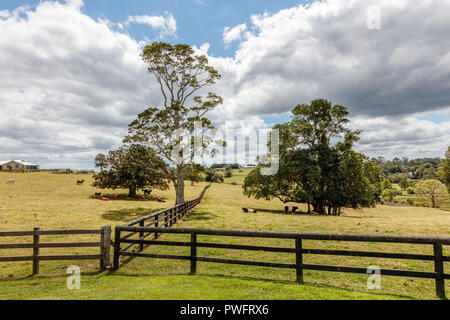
[0,160,39,171]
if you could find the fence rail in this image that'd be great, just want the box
[113,226,450,299]
[0,226,111,274]
[113,185,210,268]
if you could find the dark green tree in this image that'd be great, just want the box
[92,145,169,197]
[243,99,381,215]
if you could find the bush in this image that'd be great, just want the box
[225,169,232,178]
[381,189,401,202]
[407,187,415,194]
[406,199,414,206]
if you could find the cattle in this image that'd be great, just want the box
[242,208,258,214]
[100,197,109,201]
[6,179,15,184]
[76,180,85,185]
[157,196,166,203]
[113,193,118,200]
[285,206,299,214]
[143,189,152,196]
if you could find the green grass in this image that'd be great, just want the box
[0,172,449,300]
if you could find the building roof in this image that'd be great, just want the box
[0,160,39,166]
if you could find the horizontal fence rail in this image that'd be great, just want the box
[114,227,450,299]
[0,226,111,274]
[113,185,210,269]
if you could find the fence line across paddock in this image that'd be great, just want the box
[113,185,210,263]
[113,225,450,299]
[0,226,111,274]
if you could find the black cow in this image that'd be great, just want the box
[242,208,258,214]
[144,189,152,196]
[285,206,299,214]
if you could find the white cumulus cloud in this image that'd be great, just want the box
[223,23,247,45]
[126,12,177,38]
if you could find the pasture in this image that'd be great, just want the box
[0,171,449,300]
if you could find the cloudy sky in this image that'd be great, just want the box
[0,0,449,169]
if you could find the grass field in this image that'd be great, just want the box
[0,171,449,300]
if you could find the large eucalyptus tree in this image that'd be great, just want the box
[125,42,222,204]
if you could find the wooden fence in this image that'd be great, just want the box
[113,226,450,299]
[0,226,111,274]
[113,185,210,269]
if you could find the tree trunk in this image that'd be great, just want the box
[175,167,185,205]
[313,201,326,214]
[128,186,137,198]
[431,196,436,208]
[307,202,311,214]
[191,180,195,186]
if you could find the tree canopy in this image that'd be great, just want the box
[92,144,169,197]
[243,99,382,215]
[415,179,448,208]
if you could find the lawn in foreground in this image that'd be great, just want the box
[0,172,449,300]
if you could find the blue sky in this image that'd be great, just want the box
[1,0,304,57]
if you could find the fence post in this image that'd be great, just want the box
[139,221,144,252]
[100,226,111,270]
[190,232,197,275]
[174,206,178,224]
[433,241,446,299]
[154,214,159,239]
[295,237,303,284]
[32,227,40,275]
[164,211,168,228]
[112,227,121,270]
[169,208,174,227]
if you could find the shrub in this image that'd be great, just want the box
[406,199,414,206]
[407,187,415,195]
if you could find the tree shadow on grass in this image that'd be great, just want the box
[184,211,217,222]
[89,194,169,203]
[102,208,164,222]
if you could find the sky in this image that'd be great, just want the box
[0,0,449,169]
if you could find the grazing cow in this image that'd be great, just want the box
[285,206,299,214]
[157,196,166,203]
[113,193,118,200]
[143,189,152,196]
[95,192,102,197]
[101,197,109,201]
[6,179,15,184]
[242,208,258,214]
[76,180,85,185]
